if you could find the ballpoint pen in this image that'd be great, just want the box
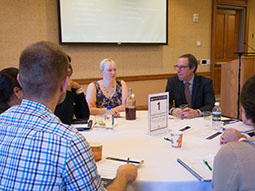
[203,160,212,171]
[127,157,130,164]
[106,157,143,164]
[164,137,171,142]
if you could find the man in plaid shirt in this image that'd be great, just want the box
[0,41,137,190]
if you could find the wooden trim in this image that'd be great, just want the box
[245,0,250,52]
[136,105,148,110]
[216,0,248,7]
[117,73,173,82]
[74,72,211,85]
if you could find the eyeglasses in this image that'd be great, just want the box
[174,65,189,71]
[104,68,117,73]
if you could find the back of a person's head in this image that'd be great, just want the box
[179,54,198,73]
[1,67,19,81]
[19,41,68,100]
[241,76,255,125]
[0,67,20,113]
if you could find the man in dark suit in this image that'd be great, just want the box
[165,54,215,118]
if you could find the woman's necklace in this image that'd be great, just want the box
[101,81,116,97]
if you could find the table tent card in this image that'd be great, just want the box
[148,92,169,135]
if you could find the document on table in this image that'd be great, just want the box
[97,157,144,179]
[223,121,254,133]
[177,156,214,182]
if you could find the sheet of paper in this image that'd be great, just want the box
[97,159,120,179]
[223,121,253,133]
[178,155,214,181]
[97,157,144,179]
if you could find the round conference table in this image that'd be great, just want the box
[81,111,223,191]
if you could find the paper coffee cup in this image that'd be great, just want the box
[89,142,103,162]
[170,131,183,148]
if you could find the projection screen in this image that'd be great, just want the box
[58,0,168,44]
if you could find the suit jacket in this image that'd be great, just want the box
[165,74,215,112]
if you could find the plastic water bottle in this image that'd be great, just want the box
[212,102,221,130]
[104,106,114,130]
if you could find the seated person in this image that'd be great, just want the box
[86,58,128,116]
[0,65,88,125]
[0,41,137,190]
[220,110,254,145]
[0,67,23,113]
[55,56,90,125]
[165,54,215,119]
[212,76,255,191]
[219,123,252,145]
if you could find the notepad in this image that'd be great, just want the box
[222,121,254,133]
[177,156,214,182]
[97,157,144,180]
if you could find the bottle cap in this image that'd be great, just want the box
[215,102,220,106]
[106,106,111,110]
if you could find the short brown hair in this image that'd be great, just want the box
[19,41,68,100]
[241,76,255,125]
[179,54,198,73]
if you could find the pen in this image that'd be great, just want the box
[127,157,130,164]
[203,160,212,171]
[164,137,171,142]
[106,157,141,164]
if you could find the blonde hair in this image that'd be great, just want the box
[99,58,116,71]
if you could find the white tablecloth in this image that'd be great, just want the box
[81,111,222,191]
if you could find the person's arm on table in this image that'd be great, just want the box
[106,164,137,191]
[171,107,200,119]
[181,107,200,119]
[171,108,182,117]
[220,128,248,145]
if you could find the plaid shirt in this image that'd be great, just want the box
[0,100,105,191]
